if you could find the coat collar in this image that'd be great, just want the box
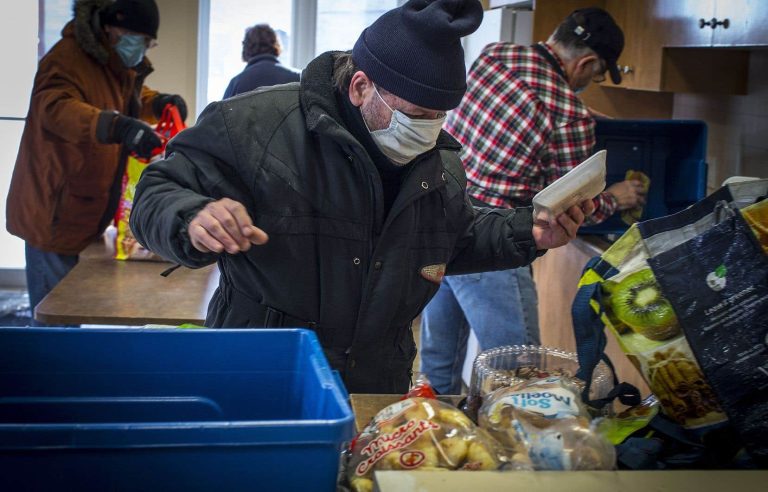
[246,54,280,66]
[72,0,112,65]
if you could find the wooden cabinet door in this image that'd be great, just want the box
[538,0,751,94]
[712,0,768,46]
[606,0,667,91]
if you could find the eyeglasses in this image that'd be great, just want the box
[592,59,608,83]
[374,84,445,120]
[114,26,158,49]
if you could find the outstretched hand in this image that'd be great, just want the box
[188,198,269,254]
[532,199,595,251]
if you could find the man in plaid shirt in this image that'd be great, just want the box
[421,7,646,395]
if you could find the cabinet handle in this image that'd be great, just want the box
[699,17,730,29]
[621,65,634,75]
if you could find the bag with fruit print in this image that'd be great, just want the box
[571,179,768,467]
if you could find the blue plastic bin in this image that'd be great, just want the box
[0,328,354,492]
[580,119,708,235]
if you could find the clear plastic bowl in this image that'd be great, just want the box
[468,345,613,401]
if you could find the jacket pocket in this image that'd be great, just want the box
[399,230,452,321]
[53,181,110,231]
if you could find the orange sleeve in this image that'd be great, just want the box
[33,58,103,144]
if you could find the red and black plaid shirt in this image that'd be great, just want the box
[446,42,616,223]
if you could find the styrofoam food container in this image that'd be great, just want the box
[532,150,607,222]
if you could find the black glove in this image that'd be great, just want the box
[111,114,163,159]
[153,93,188,122]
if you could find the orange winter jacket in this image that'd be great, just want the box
[6,5,158,255]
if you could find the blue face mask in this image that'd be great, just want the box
[115,34,147,68]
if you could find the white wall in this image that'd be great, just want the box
[673,51,768,189]
[152,0,199,123]
[0,3,39,273]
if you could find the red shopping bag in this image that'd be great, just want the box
[113,104,186,260]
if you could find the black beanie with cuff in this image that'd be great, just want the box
[352,0,483,111]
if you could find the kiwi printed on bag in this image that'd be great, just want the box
[608,268,680,341]
[600,266,727,429]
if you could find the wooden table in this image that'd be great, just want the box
[34,241,219,326]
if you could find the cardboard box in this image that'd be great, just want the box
[374,470,768,492]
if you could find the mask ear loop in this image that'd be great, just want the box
[373,84,395,114]
[362,84,397,135]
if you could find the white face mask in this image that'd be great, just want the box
[364,86,446,165]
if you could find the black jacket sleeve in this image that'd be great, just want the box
[440,151,540,275]
[130,101,243,267]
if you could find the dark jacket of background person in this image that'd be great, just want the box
[223,23,299,98]
[223,54,300,98]
[6,0,159,255]
[129,52,540,394]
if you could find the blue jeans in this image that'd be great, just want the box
[25,243,78,325]
[419,267,540,395]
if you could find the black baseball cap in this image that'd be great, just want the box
[565,7,624,84]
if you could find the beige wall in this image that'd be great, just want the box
[147,0,199,124]
[672,51,768,191]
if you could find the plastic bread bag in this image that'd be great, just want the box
[478,376,616,470]
[347,397,532,492]
[515,412,616,470]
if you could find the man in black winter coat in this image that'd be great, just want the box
[130,0,594,394]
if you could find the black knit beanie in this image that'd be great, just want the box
[352,0,483,111]
[101,0,160,39]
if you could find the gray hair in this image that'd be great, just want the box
[547,12,599,62]
[547,36,596,62]
[332,52,359,92]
